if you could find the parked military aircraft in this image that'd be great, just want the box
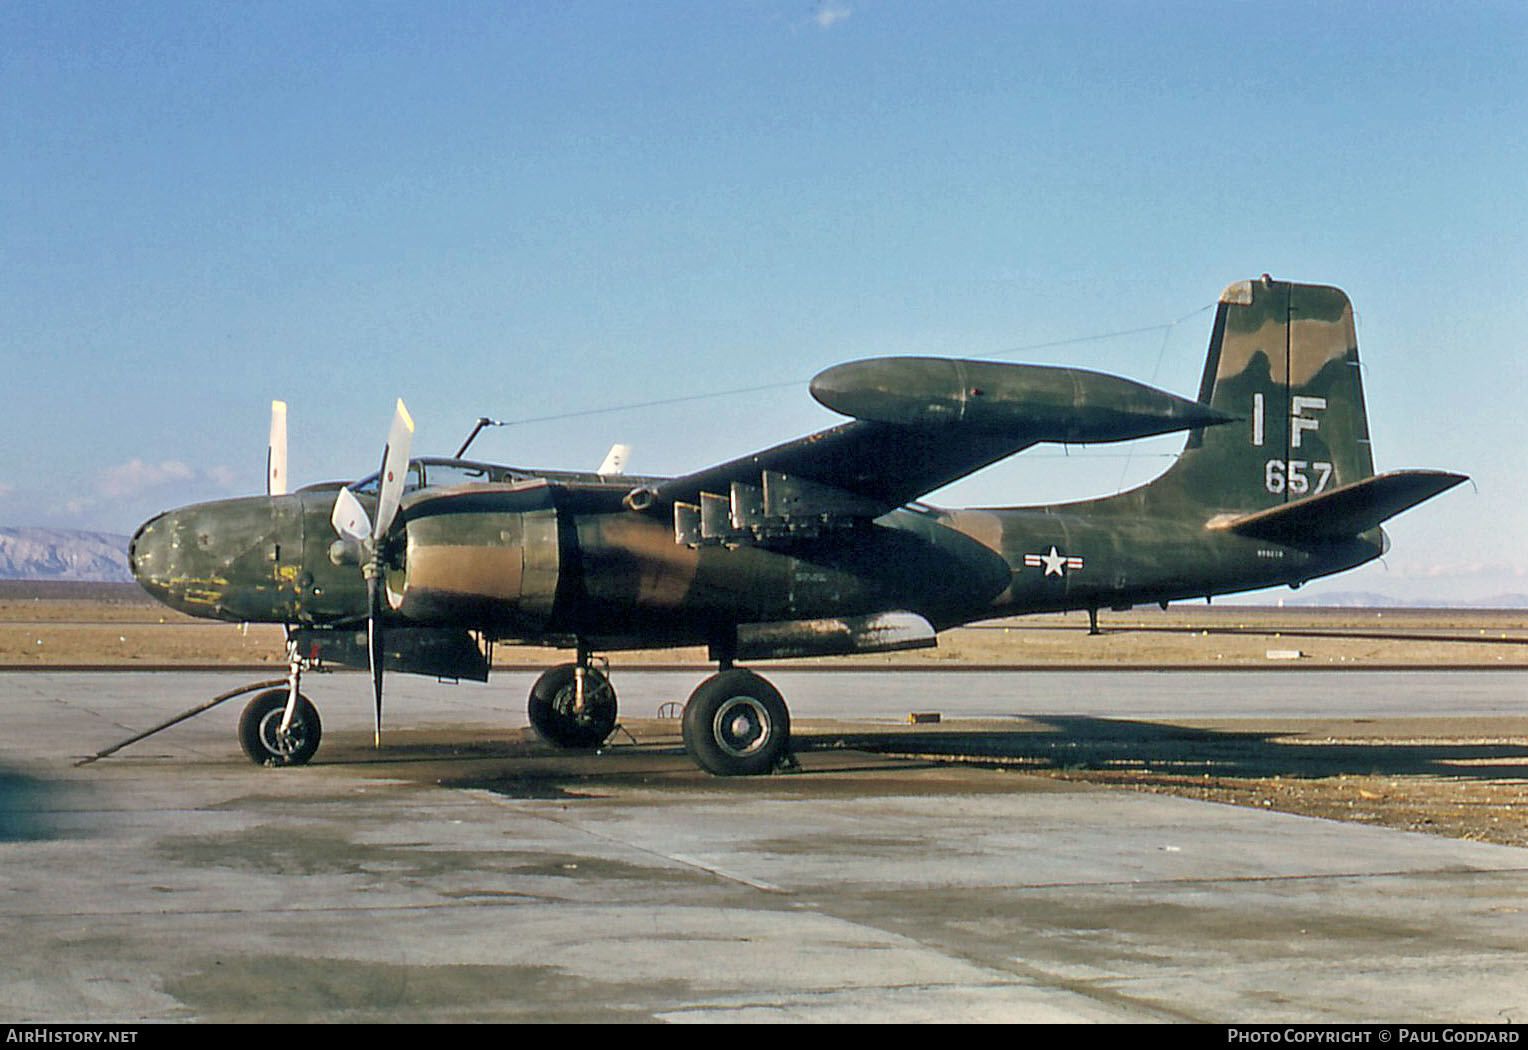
[129,277,1465,775]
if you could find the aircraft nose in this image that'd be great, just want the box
[127,495,307,621]
[128,511,176,599]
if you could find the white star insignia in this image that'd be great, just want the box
[1040,546,1066,576]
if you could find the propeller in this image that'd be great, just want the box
[329,399,415,747]
[268,400,288,496]
[597,443,631,476]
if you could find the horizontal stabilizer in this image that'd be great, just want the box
[1211,470,1468,542]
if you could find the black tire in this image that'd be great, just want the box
[682,669,790,777]
[527,664,618,749]
[238,689,321,767]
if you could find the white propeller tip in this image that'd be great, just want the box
[267,400,289,497]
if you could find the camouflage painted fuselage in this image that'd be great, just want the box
[126,469,1380,651]
[129,278,1459,671]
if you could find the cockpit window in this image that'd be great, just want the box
[351,462,424,496]
[423,462,493,488]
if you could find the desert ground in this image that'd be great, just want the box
[4,581,1525,670]
[2,581,1524,847]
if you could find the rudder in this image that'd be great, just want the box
[1151,276,1374,514]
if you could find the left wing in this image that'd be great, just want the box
[655,419,1037,515]
[650,357,1231,546]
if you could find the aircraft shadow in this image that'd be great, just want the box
[273,718,1526,793]
[0,768,97,842]
[796,716,1528,782]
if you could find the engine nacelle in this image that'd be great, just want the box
[385,484,562,633]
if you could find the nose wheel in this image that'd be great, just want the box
[681,669,791,777]
[238,688,322,767]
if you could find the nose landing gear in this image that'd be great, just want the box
[238,688,322,766]
[238,639,322,766]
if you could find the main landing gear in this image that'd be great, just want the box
[526,655,619,750]
[524,647,793,776]
[681,668,790,777]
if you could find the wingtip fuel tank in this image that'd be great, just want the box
[809,356,1234,444]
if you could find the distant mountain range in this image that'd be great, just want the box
[1275,590,1528,610]
[0,528,133,582]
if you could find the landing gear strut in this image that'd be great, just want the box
[527,648,618,749]
[238,640,322,766]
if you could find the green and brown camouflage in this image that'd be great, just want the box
[942,278,1465,618]
[130,277,1466,676]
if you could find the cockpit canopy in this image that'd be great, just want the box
[348,457,538,496]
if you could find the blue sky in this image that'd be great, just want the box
[2,2,1523,602]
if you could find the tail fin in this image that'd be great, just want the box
[1150,276,1375,514]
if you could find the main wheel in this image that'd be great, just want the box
[238,689,322,767]
[682,669,790,777]
[527,663,618,749]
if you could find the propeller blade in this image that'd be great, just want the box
[334,398,414,751]
[373,399,415,542]
[597,443,631,476]
[367,399,413,749]
[267,400,288,496]
[367,575,384,747]
[330,486,372,543]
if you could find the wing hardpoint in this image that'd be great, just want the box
[652,419,1041,544]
